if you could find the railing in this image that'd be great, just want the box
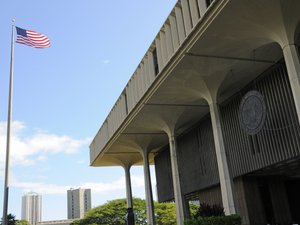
[90,0,214,163]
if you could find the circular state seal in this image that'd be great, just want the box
[239,90,266,135]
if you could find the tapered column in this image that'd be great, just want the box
[142,149,156,225]
[209,102,236,215]
[283,44,300,122]
[168,134,188,225]
[124,165,133,208]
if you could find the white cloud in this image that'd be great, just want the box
[12,175,148,196]
[0,121,91,168]
[12,180,71,195]
[81,175,145,194]
[36,155,47,161]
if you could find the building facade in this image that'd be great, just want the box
[37,219,74,225]
[21,192,42,225]
[89,0,300,224]
[67,188,91,219]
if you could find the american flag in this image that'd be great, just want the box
[16,27,50,48]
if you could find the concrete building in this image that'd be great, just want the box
[37,219,74,225]
[89,0,300,224]
[21,192,42,225]
[67,188,91,219]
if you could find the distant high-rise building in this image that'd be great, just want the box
[21,192,42,225]
[67,188,91,219]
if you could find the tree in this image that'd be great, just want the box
[72,198,137,225]
[0,214,17,225]
[189,203,199,218]
[154,201,176,225]
[71,198,180,225]
[16,220,31,225]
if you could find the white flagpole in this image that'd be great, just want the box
[2,19,15,225]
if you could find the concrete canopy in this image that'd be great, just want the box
[91,0,300,167]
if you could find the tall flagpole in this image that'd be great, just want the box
[2,19,15,225]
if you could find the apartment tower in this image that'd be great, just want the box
[21,192,42,225]
[67,188,91,219]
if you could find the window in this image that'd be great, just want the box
[152,48,159,76]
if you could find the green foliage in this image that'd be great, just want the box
[71,198,177,225]
[16,220,31,225]
[0,214,17,225]
[195,203,225,218]
[184,215,241,225]
[72,198,130,225]
[189,203,199,218]
[131,198,147,224]
[154,201,177,225]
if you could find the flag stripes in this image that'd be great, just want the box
[16,27,50,48]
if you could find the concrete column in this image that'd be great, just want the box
[209,102,236,215]
[124,165,133,208]
[142,149,156,225]
[282,44,300,123]
[168,134,188,225]
[197,0,207,17]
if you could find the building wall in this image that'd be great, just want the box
[155,62,300,203]
[21,193,42,225]
[155,117,220,202]
[178,118,220,195]
[67,188,91,219]
[155,147,174,202]
[195,185,222,206]
[221,63,300,178]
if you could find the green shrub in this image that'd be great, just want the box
[195,203,225,218]
[184,214,241,225]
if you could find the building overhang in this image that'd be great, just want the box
[90,0,300,167]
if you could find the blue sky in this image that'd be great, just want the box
[0,0,177,221]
